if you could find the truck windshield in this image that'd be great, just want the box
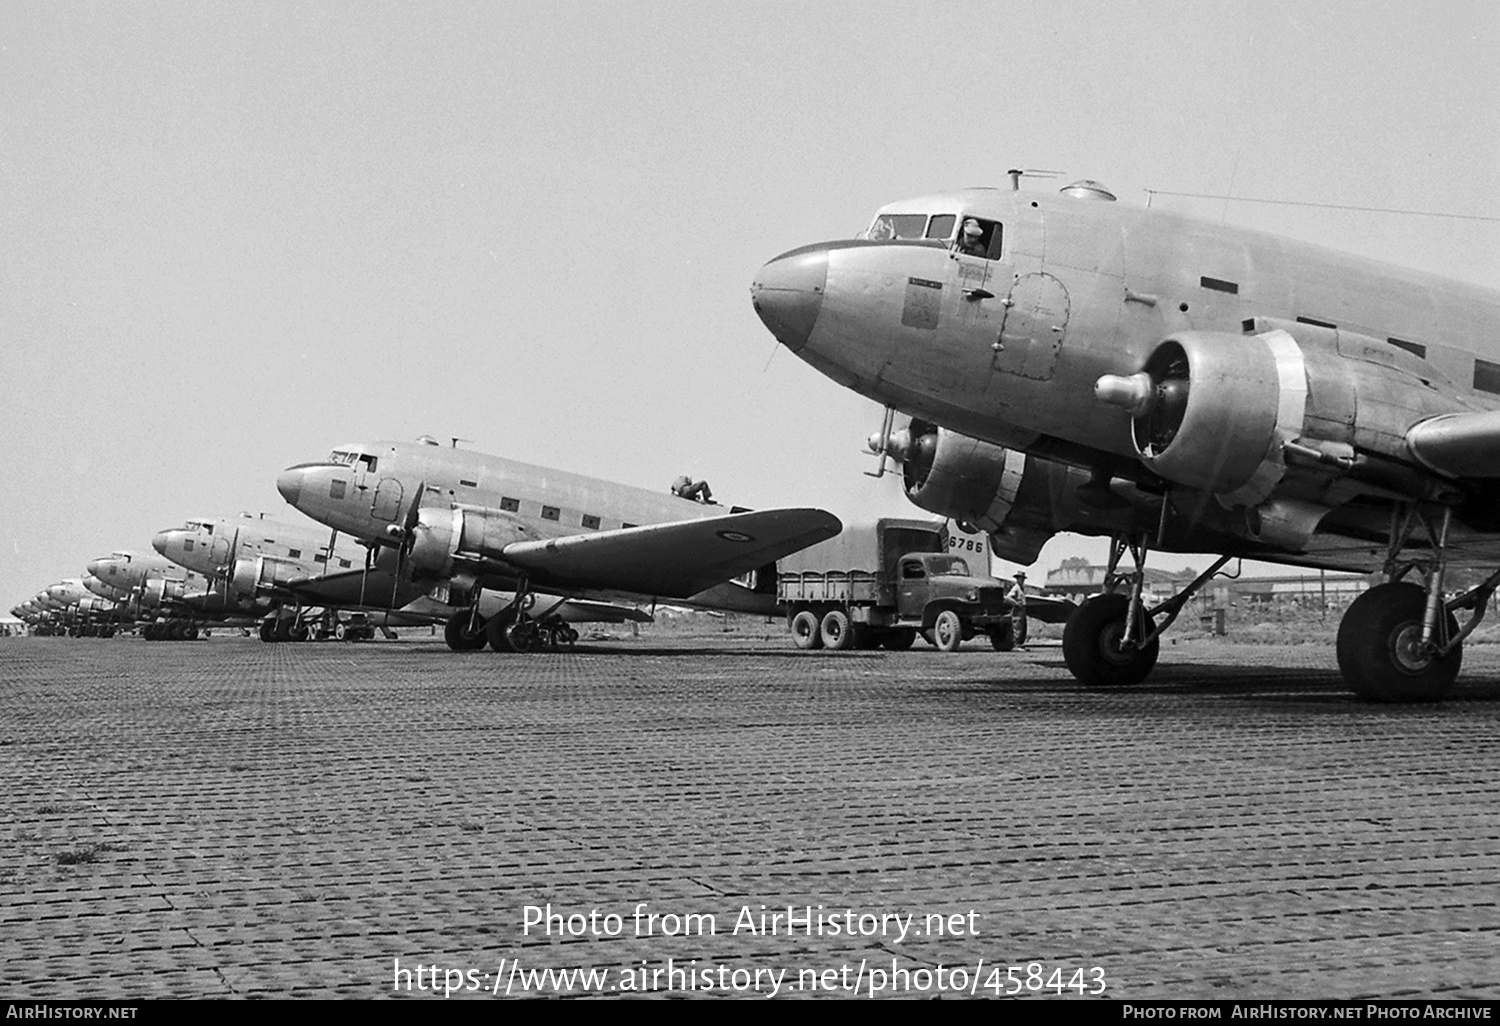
[927,556,970,576]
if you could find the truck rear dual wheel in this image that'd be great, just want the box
[820,609,853,651]
[790,610,823,650]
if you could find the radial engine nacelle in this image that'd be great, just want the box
[229,556,304,599]
[1095,324,1470,510]
[872,419,1066,564]
[404,506,539,578]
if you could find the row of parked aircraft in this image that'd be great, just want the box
[16,174,1498,704]
[11,439,845,652]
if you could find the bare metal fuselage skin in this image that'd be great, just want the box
[278,442,780,614]
[754,188,1500,570]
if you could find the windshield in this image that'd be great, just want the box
[926,556,971,577]
[863,212,957,242]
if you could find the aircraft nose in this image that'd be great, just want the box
[85,557,103,577]
[277,467,304,507]
[751,246,828,353]
[151,530,173,557]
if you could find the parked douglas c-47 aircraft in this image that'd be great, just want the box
[276,440,842,652]
[753,178,1500,702]
[155,513,666,643]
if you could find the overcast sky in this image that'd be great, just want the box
[4,0,1499,607]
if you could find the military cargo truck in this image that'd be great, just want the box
[777,518,1017,652]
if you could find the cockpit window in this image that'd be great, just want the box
[928,556,970,576]
[925,214,956,241]
[357,454,378,472]
[865,213,959,242]
[329,451,356,465]
[866,213,928,240]
[956,217,1003,260]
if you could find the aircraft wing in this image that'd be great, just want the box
[499,508,842,598]
[283,569,427,609]
[1024,596,1077,625]
[1406,410,1500,478]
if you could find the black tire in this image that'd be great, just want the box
[258,619,276,643]
[790,610,823,650]
[445,612,488,651]
[933,609,963,652]
[1335,582,1461,703]
[1062,593,1159,687]
[820,608,853,651]
[881,629,916,651]
[989,620,1016,652]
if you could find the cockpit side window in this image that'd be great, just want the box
[330,451,355,465]
[956,217,1003,260]
[357,454,378,473]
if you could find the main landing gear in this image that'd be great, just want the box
[445,582,580,654]
[1062,534,1230,688]
[1333,506,1500,703]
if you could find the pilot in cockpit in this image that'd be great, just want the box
[958,218,987,256]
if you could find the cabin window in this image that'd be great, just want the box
[314,554,327,564]
[329,480,347,500]
[1474,359,1500,395]
[288,549,301,559]
[541,505,560,522]
[459,479,477,487]
[500,496,519,512]
[339,559,352,569]
[581,514,600,529]
[622,522,637,529]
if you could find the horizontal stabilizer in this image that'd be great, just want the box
[500,508,843,598]
[1406,410,1500,478]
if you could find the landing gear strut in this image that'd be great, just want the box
[1062,534,1231,688]
[1334,505,1498,703]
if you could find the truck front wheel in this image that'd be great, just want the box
[790,610,823,650]
[933,610,963,652]
[820,609,853,650]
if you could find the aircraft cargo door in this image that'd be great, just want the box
[371,478,403,522]
[994,272,1069,380]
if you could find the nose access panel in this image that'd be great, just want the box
[751,248,828,352]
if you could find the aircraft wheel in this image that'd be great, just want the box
[445,612,487,651]
[1335,582,1461,703]
[273,618,294,642]
[790,610,823,650]
[258,619,277,643]
[507,617,543,652]
[989,620,1016,652]
[933,609,963,652]
[487,609,518,652]
[880,629,916,651]
[1062,593,1159,687]
[820,609,853,650]
[185,625,199,641]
